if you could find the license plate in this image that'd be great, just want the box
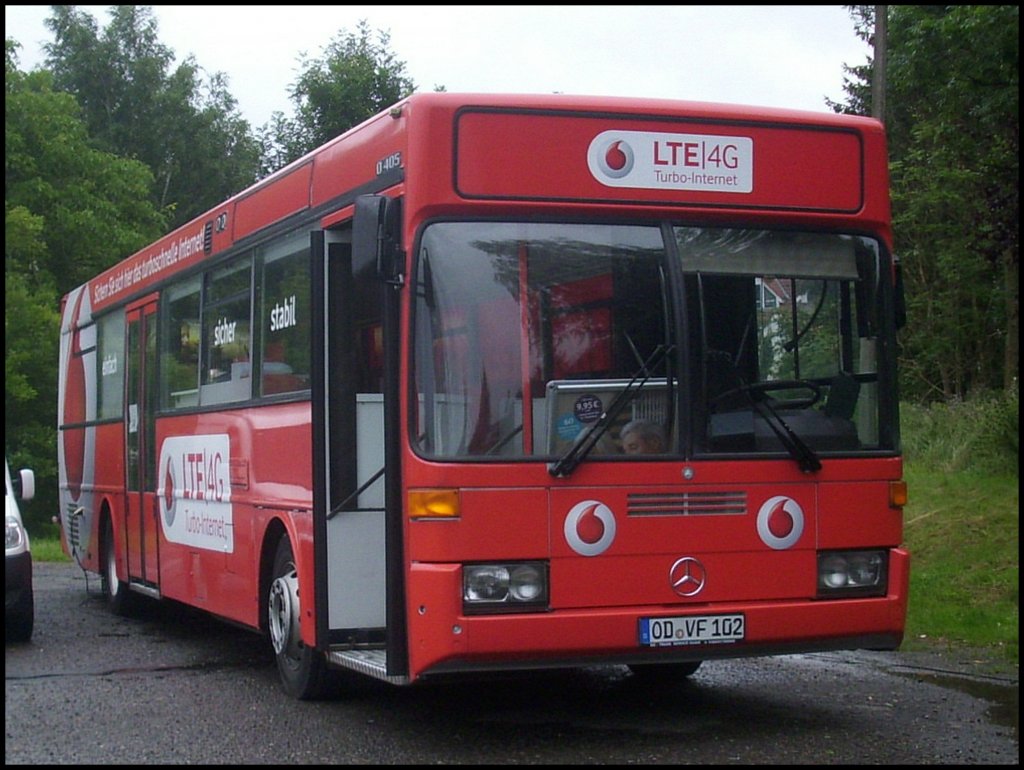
[639,614,745,646]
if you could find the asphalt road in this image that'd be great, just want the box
[6,561,1018,764]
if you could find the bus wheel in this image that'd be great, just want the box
[101,515,133,616]
[628,660,702,680]
[268,536,328,699]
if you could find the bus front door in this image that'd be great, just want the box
[312,222,406,680]
[124,297,160,589]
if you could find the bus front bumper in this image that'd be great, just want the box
[405,548,910,681]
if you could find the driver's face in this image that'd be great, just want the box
[623,434,661,455]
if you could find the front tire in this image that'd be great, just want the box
[268,536,329,699]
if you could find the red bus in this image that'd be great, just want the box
[57,92,909,698]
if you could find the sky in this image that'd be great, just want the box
[5,5,869,129]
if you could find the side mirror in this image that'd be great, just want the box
[354,194,403,285]
[18,468,35,501]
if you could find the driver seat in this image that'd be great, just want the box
[823,372,860,421]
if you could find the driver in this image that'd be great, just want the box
[620,419,665,455]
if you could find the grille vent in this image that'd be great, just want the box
[65,503,82,551]
[627,490,747,517]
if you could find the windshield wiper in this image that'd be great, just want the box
[548,344,672,478]
[749,397,821,473]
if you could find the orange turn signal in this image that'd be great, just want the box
[408,488,460,519]
[889,480,908,508]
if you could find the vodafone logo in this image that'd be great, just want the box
[162,455,177,527]
[756,495,805,550]
[594,138,635,180]
[564,500,617,556]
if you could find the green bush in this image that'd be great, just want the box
[901,386,1019,475]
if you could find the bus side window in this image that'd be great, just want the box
[260,240,311,396]
[97,310,125,418]
[200,257,252,405]
[161,276,201,409]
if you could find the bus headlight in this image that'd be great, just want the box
[817,549,888,597]
[463,561,548,613]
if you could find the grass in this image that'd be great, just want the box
[898,387,1019,667]
[900,465,1018,664]
[30,536,71,563]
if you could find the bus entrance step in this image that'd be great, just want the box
[327,648,409,685]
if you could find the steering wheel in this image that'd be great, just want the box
[711,379,822,410]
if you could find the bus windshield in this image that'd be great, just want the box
[411,221,894,462]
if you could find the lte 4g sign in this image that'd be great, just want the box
[158,434,234,552]
[588,129,753,193]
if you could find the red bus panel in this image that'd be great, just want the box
[454,110,863,212]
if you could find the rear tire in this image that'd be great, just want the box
[101,515,134,616]
[268,536,329,699]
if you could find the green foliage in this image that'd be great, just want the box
[42,6,262,228]
[6,41,167,532]
[261,19,416,172]
[4,272,58,407]
[891,5,1019,401]
[6,54,166,296]
[834,6,1019,401]
[901,386,1019,476]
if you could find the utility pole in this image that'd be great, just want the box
[860,5,888,441]
[872,6,887,122]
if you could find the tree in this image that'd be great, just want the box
[261,20,416,173]
[6,39,165,532]
[42,5,262,228]
[6,42,166,295]
[832,6,1019,401]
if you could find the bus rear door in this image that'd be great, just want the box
[124,296,160,590]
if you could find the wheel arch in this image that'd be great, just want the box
[258,517,289,635]
[96,497,117,575]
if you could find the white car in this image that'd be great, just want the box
[5,457,35,642]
